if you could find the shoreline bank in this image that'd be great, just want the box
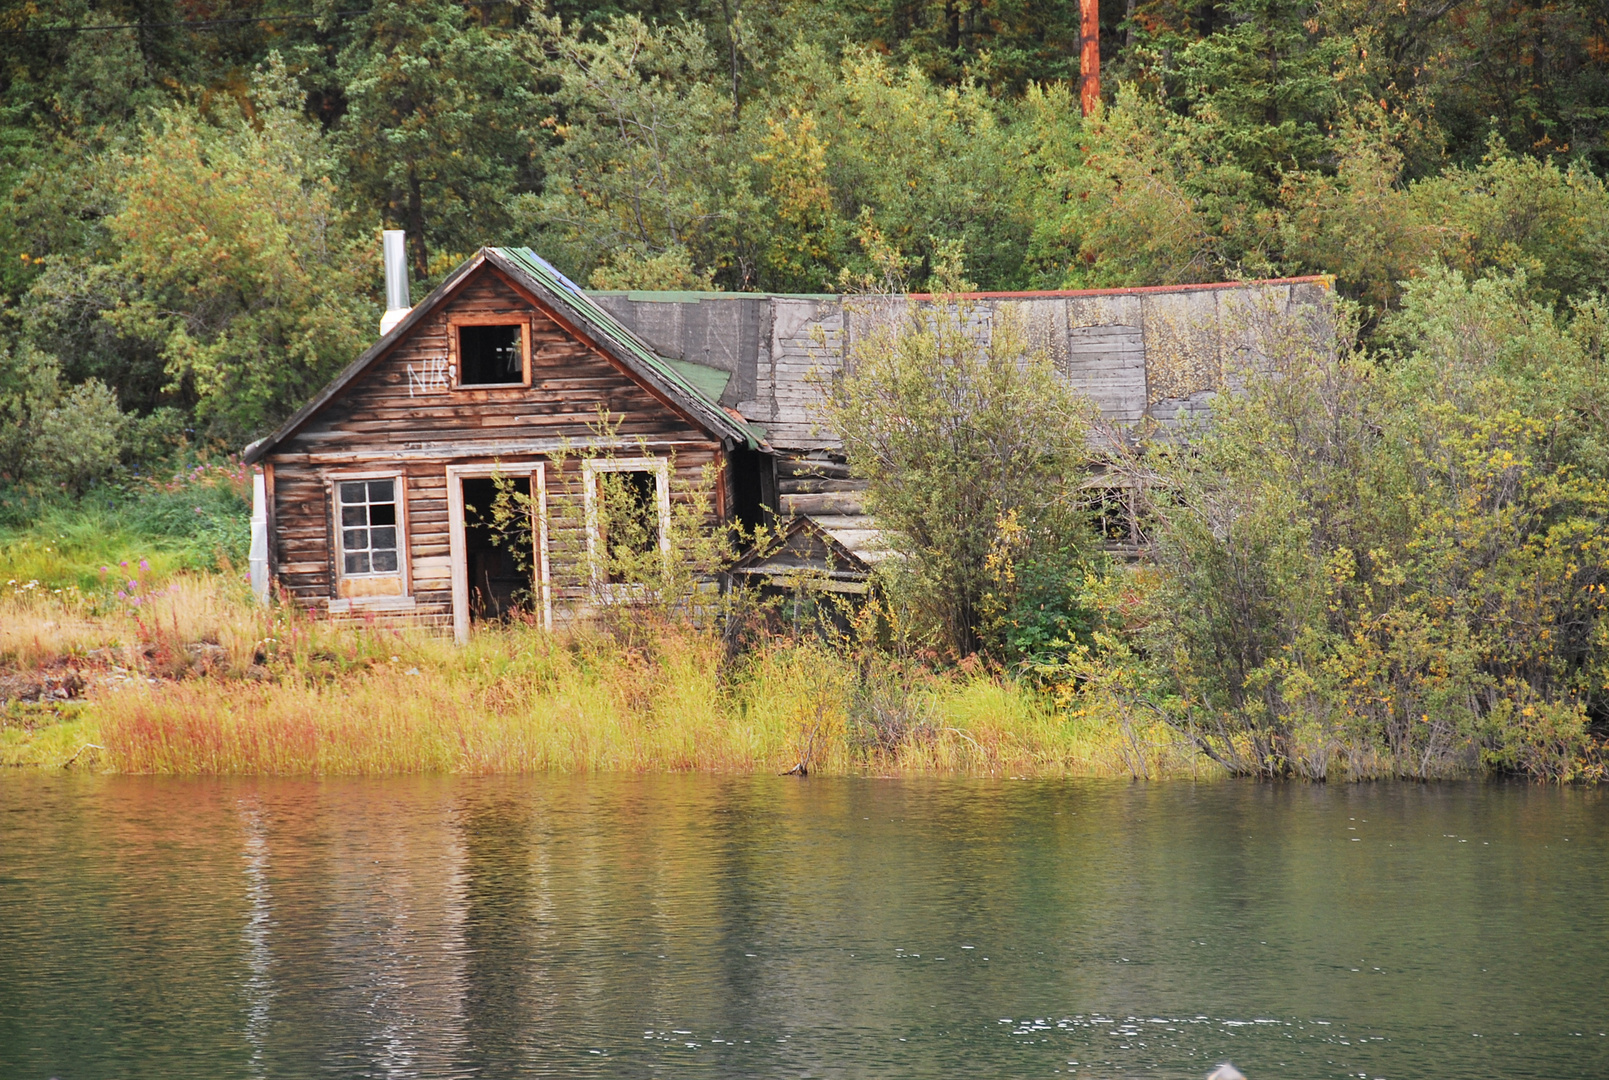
[0,575,1202,779]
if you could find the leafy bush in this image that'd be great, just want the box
[824,273,1100,659]
[1141,276,1609,780]
[0,459,251,591]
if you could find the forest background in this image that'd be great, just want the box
[1,0,1608,780]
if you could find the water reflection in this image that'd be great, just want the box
[1,775,1606,1079]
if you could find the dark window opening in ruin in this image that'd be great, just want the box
[597,469,662,585]
[1086,483,1151,556]
[458,324,524,385]
[462,476,533,620]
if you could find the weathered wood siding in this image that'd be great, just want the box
[596,277,1334,447]
[263,265,726,623]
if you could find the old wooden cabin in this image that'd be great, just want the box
[244,241,767,641]
[245,233,1331,638]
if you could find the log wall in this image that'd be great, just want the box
[263,265,728,625]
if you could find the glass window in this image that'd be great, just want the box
[458,324,524,384]
[338,479,400,576]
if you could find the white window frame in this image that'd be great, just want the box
[583,457,672,598]
[447,462,551,643]
[328,470,411,611]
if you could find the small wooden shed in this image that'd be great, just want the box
[725,514,874,596]
[244,246,766,641]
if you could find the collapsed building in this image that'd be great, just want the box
[243,232,1331,636]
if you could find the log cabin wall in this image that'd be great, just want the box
[262,264,727,628]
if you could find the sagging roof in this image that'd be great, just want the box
[727,514,874,594]
[243,247,761,465]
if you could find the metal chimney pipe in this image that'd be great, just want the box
[380,230,412,336]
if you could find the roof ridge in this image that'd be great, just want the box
[489,248,760,448]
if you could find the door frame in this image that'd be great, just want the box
[446,461,550,642]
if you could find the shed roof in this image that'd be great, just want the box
[243,247,761,465]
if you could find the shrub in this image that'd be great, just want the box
[823,263,1100,659]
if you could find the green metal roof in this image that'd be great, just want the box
[492,248,760,448]
[662,358,732,403]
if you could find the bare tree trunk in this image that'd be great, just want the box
[407,168,427,281]
[1081,0,1101,115]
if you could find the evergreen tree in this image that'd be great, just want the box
[333,0,543,281]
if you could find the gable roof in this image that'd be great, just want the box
[243,247,760,464]
[728,514,872,578]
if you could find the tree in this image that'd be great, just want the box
[519,13,758,289]
[1148,276,1609,779]
[334,0,543,282]
[101,56,377,442]
[756,43,1031,290]
[823,259,1098,658]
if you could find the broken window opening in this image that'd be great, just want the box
[458,324,525,385]
[596,470,662,585]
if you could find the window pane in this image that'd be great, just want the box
[341,505,367,527]
[371,550,399,573]
[368,502,396,526]
[344,551,370,575]
[343,528,368,551]
[339,481,368,504]
[368,479,394,503]
[370,527,396,550]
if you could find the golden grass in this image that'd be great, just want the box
[0,572,1215,778]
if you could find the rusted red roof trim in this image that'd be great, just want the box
[904,274,1333,301]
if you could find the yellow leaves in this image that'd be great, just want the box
[754,108,835,280]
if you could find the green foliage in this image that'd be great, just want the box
[0,460,252,591]
[522,14,759,287]
[981,510,1099,669]
[825,267,1100,658]
[757,44,1031,291]
[1030,89,1609,316]
[333,0,544,280]
[1141,278,1609,779]
[100,58,378,443]
[0,342,122,492]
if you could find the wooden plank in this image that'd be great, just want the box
[781,492,866,516]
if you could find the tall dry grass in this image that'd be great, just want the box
[1,573,1211,778]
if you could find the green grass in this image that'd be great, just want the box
[0,462,251,593]
[1,703,100,768]
[0,473,1212,778]
[0,564,1210,778]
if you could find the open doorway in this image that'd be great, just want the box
[461,476,533,621]
[447,462,550,642]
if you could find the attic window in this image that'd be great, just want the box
[458,324,526,385]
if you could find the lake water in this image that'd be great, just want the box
[1,775,1605,1079]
